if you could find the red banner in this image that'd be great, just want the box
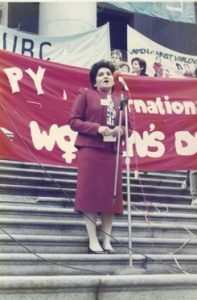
[0,50,197,170]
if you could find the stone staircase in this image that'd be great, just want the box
[0,159,197,299]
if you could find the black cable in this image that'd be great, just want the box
[0,227,106,275]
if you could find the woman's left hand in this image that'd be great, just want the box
[111,126,123,137]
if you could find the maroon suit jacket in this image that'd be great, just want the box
[69,88,130,151]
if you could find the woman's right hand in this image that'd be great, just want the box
[98,126,113,137]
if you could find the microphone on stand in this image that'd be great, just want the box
[113,70,129,92]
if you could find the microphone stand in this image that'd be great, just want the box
[113,92,132,267]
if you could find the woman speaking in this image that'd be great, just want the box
[70,60,130,254]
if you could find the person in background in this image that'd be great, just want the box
[190,171,197,205]
[181,170,190,190]
[190,68,197,205]
[163,68,170,78]
[194,67,197,78]
[131,57,148,178]
[111,49,122,70]
[189,68,197,205]
[131,57,148,76]
[175,63,184,78]
[153,61,164,77]
[152,55,164,77]
[111,49,130,73]
[69,60,131,254]
[119,61,130,73]
[183,63,194,78]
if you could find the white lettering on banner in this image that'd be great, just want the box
[3,66,46,94]
[3,67,23,93]
[29,121,78,163]
[29,121,197,162]
[123,123,165,158]
[25,67,45,95]
[125,128,197,158]
[128,97,197,115]
[63,90,68,100]
[175,131,197,155]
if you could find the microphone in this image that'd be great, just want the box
[113,70,129,92]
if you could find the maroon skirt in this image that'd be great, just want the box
[75,147,123,214]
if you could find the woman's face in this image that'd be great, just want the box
[95,67,114,92]
[132,60,141,72]
[111,54,121,66]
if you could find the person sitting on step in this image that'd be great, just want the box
[190,170,197,205]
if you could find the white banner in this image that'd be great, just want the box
[127,25,197,78]
[0,23,111,68]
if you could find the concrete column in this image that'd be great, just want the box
[39,1,97,36]
[1,2,8,26]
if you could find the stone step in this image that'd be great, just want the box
[0,184,191,205]
[0,166,77,179]
[0,195,195,218]
[0,183,71,197]
[33,195,193,209]
[128,171,187,181]
[0,160,76,173]
[0,175,189,197]
[0,160,187,177]
[0,253,196,275]
[0,234,196,255]
[0,205,197,226]
[0,274,196,300]
[128,192,191,205]
[0,218,196,239]
[0,161,189,191]
[0,195,39,206]
[0,175,70,188]
[130,201,196,214]
[123,177,186,188]
[0,195,195,216]
[0,166,188,187]
[0,160,194,284]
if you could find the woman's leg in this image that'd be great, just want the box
[101,213,114,250]
[84,213,103,251]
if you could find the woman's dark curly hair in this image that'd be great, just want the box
[89,60,115,89]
